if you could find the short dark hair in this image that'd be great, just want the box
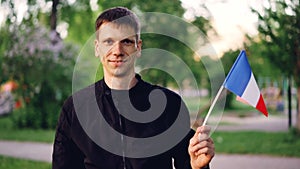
[95,7,140,39]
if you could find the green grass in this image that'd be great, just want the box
[0,116,55,143]
[0,128,55,143]
[212,130,300,157]
[0,155,50,169]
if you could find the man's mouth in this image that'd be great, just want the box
[109,60,125,63]
[108,60,125,66]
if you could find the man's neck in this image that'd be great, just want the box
[104,73,137,90]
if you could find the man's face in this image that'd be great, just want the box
[95,22,142,78]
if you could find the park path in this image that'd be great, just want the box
[212,113,293,132]
[0,140,52,162]
[0,113,300,168]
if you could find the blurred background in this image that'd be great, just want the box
[0,0,299,168]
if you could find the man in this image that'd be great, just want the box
[52,7,214,169]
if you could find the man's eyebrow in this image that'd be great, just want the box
[100,35,136,41]
[102,37,113,40]
[122,35,136,39]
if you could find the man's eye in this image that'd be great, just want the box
[103,39,114,45]
[121,39,135,46]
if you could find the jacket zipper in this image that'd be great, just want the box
[118,114,126,169]
[115,98,127,169]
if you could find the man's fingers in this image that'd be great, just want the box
[198,132,209,142]
[189,126,215,168]
[189,139,214,153]
[192,140,213,150]
[194,141,215,156]
[189,126,214,156]
[199,125,211,133]
[191,125,211,142]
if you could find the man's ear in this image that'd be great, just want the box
[94,39,100,58]
[136,39,142,58]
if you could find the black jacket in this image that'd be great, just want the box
[52,75,209,169]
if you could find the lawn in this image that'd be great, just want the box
[212,130,300,157]
[0,155,50,169]
[0,116,55,143]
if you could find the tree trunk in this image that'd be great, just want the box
[297,86,300,131]
[50,0,59,31]
[49,0,62,49]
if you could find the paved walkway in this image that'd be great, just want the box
[211,154,300,169]
[213,113,293,132]
[0,140,52,162]
[0,113,299,168]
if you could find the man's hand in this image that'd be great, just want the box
[188,125,215,169]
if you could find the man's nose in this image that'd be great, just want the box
[112,42,124,56]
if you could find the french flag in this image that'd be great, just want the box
[223,50,268,117]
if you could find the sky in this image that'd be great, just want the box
[0,0,264,57]
[181,0,263,56]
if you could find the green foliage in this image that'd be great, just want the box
[99,0,185,16]
[0,28,12,83]
[245,43,282,82]
[250,0,300,86]
[60,1,95,44]
[1,24,77,129]
[59,0,186,45]
[139,34,205,87]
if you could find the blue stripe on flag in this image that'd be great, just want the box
[223,50,252,96]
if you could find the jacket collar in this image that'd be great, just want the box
[96,74,144,96]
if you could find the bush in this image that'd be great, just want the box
[1,24,77,129]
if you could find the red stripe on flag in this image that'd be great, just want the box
[256,94,268,117]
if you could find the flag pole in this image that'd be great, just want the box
[202,85,225,126]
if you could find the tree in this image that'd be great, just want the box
[251,0,300,130]
[0,0,77,128]
[1,23,77,128]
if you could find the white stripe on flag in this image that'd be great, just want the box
[241,73,260,107]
